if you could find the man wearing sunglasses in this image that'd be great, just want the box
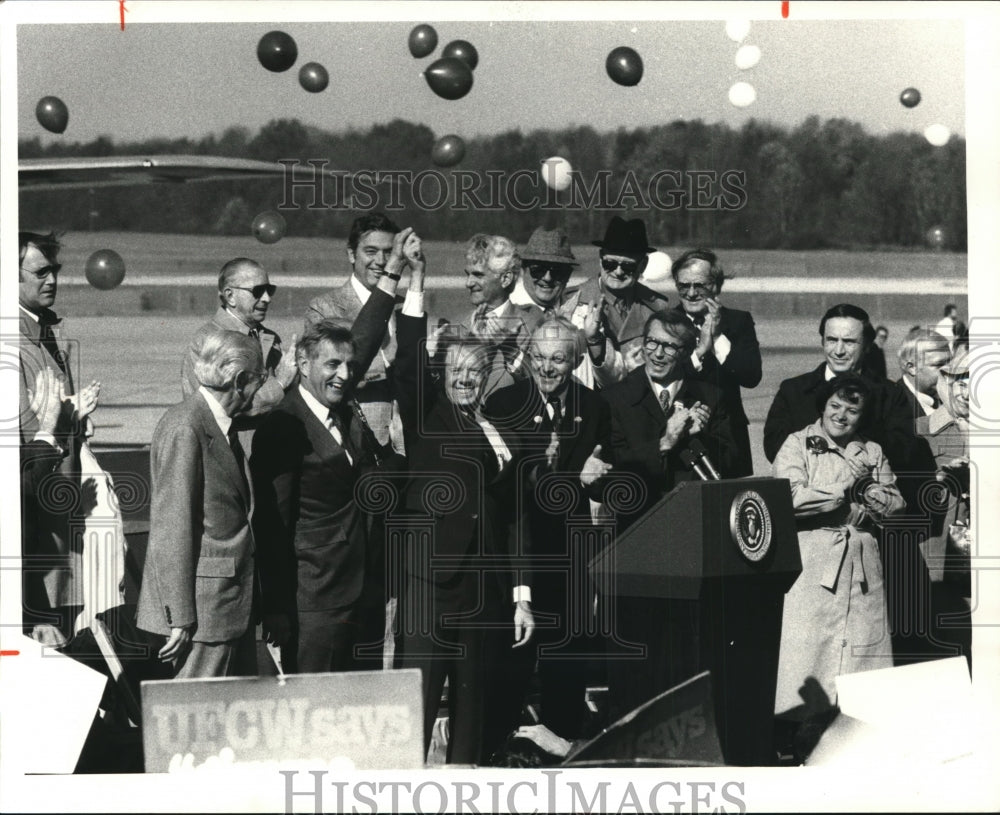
[510,226,578,324]
[561,217,671,390]
[182,258,298,446]
[670,248,762,478]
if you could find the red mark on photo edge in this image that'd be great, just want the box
[0,651,21,657]
[782,1,789,18]
[120,0,127,31]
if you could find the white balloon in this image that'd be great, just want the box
[734,44,761,70]
[725,19,751,42]
[924,123,950,147]
[639,251,673,294]
[541,156,573,191]
[728,81,757,108]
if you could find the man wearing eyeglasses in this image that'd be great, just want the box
[563,217,670,389]
[483,315,612,744]
[600,310,734,719]
[181,258,298,446]
[670,249,762,477]
[602,310,734,527]
[18,231,102,646]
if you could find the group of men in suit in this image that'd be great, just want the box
[19,211,970,765]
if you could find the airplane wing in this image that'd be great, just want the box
[18,155,335,191]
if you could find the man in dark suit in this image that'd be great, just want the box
[18,231,101,644]
[400,334,534,764]
[136,329,267,678]
[181,258,298,438]
[250,230,415,674]
[599,309,735,718]
[484,315,613,742]
[670,248,762,477]
[762,303,914,467]
[892,329,951,421]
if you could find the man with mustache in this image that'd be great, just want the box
[250,229,417,674]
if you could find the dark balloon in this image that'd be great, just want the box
[257,31,298,72]
[408,24,438,58]
[299,62,329,93]
[900,87,921,108]
[36,96,69,134]
[441,39,478,70]
[84,249,126,291]
[606,46,644,87]
[252,211,287,244]
[431,134,466,167]
[424,57,474,100]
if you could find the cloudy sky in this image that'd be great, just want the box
[15,10,965,145]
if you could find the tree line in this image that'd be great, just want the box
[19,115,967,250]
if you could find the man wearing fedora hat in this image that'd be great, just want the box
[564,216,670,390]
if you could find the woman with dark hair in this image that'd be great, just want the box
[773,374,904,726]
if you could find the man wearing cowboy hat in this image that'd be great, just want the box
[564,216,670,389]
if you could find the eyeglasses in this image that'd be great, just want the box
[229,283,277,299]
[675,282,712,296]
[600,256,639,275]
[22,263,62,280]
[525,262,572,280]
[643,337,686,356]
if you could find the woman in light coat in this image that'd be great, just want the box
[773,375,904,720]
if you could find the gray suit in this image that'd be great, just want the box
[137,391,256,659]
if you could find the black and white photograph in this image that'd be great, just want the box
[2,1,999,811]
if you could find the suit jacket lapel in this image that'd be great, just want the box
[630,370,666,429]
[195,394,251,510]
[289,388,353,468]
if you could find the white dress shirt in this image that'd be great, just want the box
[298,384,353,464]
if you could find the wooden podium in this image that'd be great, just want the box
[590,477,801,766]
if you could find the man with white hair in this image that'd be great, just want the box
[137,328,267,678]
[893,329,952,419]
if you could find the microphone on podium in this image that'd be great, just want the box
[682,438,721,481]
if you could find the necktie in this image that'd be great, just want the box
[547,396,563,429]
[690,313,705,331]
[472,305,489,335]
[658,389,671,415]
[248,327,260,343]
[327,409,355,465]
[228,428,250,498]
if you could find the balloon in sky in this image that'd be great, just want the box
[441,40,479,70]
[408,24,438,58]
[257,31,298,72]
[84,249,126,291]
[605,46,643,86]
[431,134,466,167]
[926,225,946,249]
[924,123,950,147]
[252,211,287,244]
[899,87,921,108]
[725,19,751,43]
[424,57,474,100]
[728,82,757,108]
[734,44,761,70]
[541,156,573,192]
[298,62,329,93]
[36,96,69,134]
